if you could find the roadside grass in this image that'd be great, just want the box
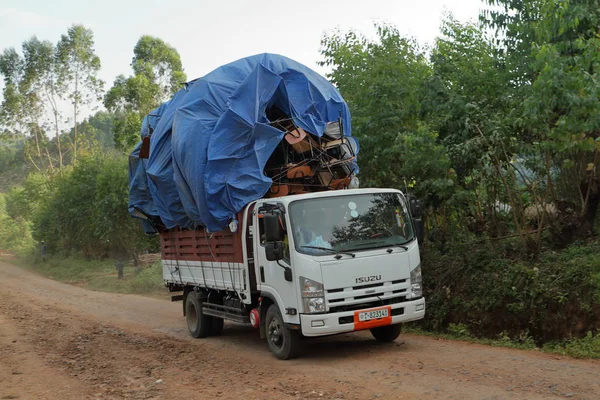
[9,254,167,298]
[404,323,600,360]
[4,254,598,360]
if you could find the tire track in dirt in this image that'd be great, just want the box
[1,260,598,400]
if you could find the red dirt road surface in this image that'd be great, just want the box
[1,260,598,400]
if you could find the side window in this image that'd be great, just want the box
[282,228,290,263]
[258,215,266,245]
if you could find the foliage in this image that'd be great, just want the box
[0,193,34,253]
[482,0,600,243]
[56,24,104,162]
[104,35,186,151]
[0,25,106,172]
[0,142,19,169]
[32,152,158,259]
[0,38,57,170]
[1,2,599,350]
[322,2,600,253]
[21,36,65,169]
[420,239,600,344]
[544,331,600,359]
[75,111,115,149]
[320,25,448,195]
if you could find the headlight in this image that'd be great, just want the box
[303,297,325,313]
[410,264,422,298]
[300,277,325,313]
[301,277,324,298]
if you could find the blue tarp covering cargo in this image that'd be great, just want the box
[128,53,358,233]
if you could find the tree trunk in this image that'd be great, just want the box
[45,148,54,171]
[54,110,63,170]
[73,72,78,162]
[33,127,42,159]
[73,102,77,162]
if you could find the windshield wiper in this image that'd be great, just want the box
[301,246,356,259]
[386,245,408,253]
[386,239,415,253]
[344,241,410,253]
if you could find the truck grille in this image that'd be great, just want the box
[326,279,410,313]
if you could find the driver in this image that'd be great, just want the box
[296,208,333,250]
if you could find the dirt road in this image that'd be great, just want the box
[0,261,598,400]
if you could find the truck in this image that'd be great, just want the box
[128,53,425,359]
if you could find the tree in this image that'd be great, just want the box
[483,0,600,243]
[105,36,186,150]
[0,193,33,253]
[320,24,451,200]
[424,15,530,241]
[131,35,186,101]
[22,37,64,169]
[94,155,155,260]
[74,111,115,149]
[1,41,55,171]
[32,152,155,259]
[56,25,104,162]
[0,48,26,139]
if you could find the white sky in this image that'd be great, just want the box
[0,0,484,85]
[0,0,484,113]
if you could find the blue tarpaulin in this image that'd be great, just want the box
[128,53,358,232]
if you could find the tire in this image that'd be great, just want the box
[265,304,300,360]
[371,324,402,342]
[185,291,212,338]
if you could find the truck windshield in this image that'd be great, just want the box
[289,193,415,256]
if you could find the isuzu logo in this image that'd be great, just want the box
[355,275,382,284]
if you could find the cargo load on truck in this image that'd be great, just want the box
[128,53,359,234]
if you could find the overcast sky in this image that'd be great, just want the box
[1,0,484,88]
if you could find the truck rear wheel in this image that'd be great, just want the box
[185,291,212,338]
[265,304,300,360]
[371,324,402,342]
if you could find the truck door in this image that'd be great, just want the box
[254,204,300,324]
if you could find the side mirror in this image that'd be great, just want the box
[409,198,421,219]
[265,242,293,282]
[413,217,424,244]
[265,241,284,261]
[264,213,284,242]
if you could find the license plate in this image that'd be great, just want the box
[358,308,389,322]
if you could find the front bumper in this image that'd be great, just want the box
[299,298,425,337]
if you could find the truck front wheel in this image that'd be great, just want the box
[265,304,300,360]
[185,291,212,338]
[371,324,402,342]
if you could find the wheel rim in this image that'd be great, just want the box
[186,301,198,331]
[268,317,284,349]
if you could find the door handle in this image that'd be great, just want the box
[260,266,265,283]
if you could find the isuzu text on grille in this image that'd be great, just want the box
[355,275,382,284]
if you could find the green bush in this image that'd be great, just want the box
[0,193,34,253]
[126,262,165,294]
[420,240,600,345]
[544,332,600,359]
